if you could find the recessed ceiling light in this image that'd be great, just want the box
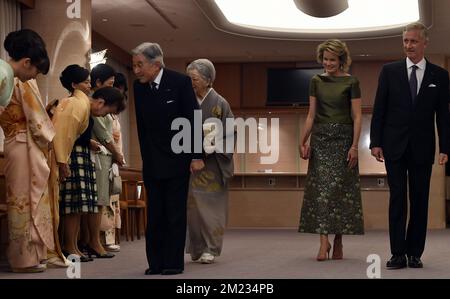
[102,18,108,22]
[195,0,430,40]
[215,0,419,32]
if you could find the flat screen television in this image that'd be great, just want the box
[266,68,323,106]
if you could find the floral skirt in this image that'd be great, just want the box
[299,123,364,235]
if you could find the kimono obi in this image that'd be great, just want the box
[0,100,27,139]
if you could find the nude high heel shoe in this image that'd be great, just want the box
[316,242,331,261]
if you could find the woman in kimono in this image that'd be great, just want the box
[102,72,129,252]
[0,29,54,273]
[185,59,235,264]
[1,29,49,108]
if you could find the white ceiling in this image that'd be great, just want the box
[91,0,450,62]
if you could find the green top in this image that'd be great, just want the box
[0,58,14,107]
[310,74,361,124]
[92,114,114,155]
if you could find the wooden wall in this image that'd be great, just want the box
[207,60,388,110]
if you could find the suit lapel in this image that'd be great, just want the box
[417,61,434,100]
[158,68,169,92]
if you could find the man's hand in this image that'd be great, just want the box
[190,160,205,173]
[371,147,385,162]
[439,153,448,165]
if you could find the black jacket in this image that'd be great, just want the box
[134,68,203,179]
[370,59,450,164]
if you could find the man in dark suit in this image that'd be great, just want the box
[370,22,449,269]
[132,43,205,275]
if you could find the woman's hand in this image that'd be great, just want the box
[190,160,205,173]
[113,152,125,166]
[347,146,358,169]
[58,163,70,182]
[299,144,311,160]
[90,139,101,152]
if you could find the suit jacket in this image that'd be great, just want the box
[370,59,450,164]
[134,68,203,179]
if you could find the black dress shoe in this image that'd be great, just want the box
[145,268,162,275]
[407,256,423,268]
[386,255,407,269]
[162,268,183,275]
[85,246,115,258]
[62,250,93,262]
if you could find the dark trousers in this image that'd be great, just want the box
[144,175,190,271]
[385,146,432,258]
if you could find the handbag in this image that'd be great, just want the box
[109,163,122,195]
[99,206,115,231]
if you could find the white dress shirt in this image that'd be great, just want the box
[406,57,426,95]
[151,68,164,90]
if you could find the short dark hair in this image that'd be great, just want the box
[113,72,128,93]
[92,87,126,113]
[60,64,90,93]
[90,64,115,87]
[4,29,50,74]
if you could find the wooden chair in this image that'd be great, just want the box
[127,180,147,241]
[120,180,147,241]
[119,180,131,241]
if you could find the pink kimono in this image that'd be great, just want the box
[0,79,55,269]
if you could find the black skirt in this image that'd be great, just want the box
[60,145,98,215]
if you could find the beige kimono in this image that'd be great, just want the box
[47,89,90,264]
[0,79,55,269]
[103,115,123,245]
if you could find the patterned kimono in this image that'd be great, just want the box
[0,79,55,269]
[186,88,234,260]
[0,59,14,108]
[103,115,123,245]
[48,89,91,263]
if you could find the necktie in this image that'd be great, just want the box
[409,65,418,103]
[150,81,157,90]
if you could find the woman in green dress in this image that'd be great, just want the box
[299,39,364,261]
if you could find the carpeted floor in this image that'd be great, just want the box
[0,229,449,279]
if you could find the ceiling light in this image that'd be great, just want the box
[195,0,430,40]
[294,0,349,18]
[89,49,108,70]
[214,0,419,32]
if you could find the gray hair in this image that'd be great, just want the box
[404,22,428,41]
[186,58,216,87]
[131,42,165,67]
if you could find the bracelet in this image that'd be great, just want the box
[350,146,358,151]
